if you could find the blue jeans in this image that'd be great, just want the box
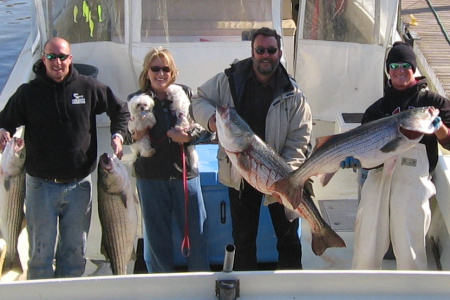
[136,177,209,272]
[25,174,92,279]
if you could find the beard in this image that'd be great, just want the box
[253,58,279,76]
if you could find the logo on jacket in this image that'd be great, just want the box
[391,106,416,115]
[72,93,86,104]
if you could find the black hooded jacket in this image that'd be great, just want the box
[362,77,450,172]
[0,60,130,179]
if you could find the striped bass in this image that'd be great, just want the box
[0,137,26,275]
[97,153,139,275]
[215,105,345,256]
[272,106,440,210]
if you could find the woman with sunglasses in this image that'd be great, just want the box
[341,42,450,270]
[126,47,210,273]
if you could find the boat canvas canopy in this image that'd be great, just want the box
[33,0,290,100]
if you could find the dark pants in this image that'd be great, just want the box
[228,182,302,271]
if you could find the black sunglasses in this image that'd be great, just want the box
[150,66,171,73]
[43,53,71,61]
[254,47,278,55]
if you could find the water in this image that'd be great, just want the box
[0,0,31,94]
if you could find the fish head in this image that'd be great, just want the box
[1,137,26,177]
[215,105,254,152]
[397,106,440,139]
[98,153,129,193]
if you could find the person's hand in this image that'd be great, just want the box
[432,116,443,130]
[340,156,361,169]
[0,129,11,152]
[111,135,123,159]
[167,127,192,143]
[208,114,217,132]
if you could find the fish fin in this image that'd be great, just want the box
[271,175,303,210]
[311,222,346,256]
[383,156,398,175]
[263,194,278,205]
[2,253,23,275]
[3,177,11,191]
[21,217,27,232]
[313,135,334,152]
[133,193,140,205]
[317,173,336,187]
[100,235,110,261]
[284,207,301,222]
[120,192,128,208]
[379,137,403,153]
[129,244,137,262]
[304,179,315,197]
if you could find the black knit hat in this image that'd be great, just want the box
[386,41,417,72]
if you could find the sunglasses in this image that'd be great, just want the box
[254,47,278,55]
[150,66,171,73]
[389,63,412,70]
[43,53,71,61]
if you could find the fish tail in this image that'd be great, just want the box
[311,223,346,256]
[2,254,23,275]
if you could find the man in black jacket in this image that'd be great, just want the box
[0,37,130,279]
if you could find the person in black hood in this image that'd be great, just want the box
[0,37,130,279]
[342,42,450,270]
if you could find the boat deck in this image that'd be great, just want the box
[401,0,450,98]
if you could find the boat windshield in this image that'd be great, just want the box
[44,0,279,44]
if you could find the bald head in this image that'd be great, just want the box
[42,37,73,82]
[44,37,71,53]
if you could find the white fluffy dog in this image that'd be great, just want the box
[127,94,157,158]
[166,84,200,169]
[166,84,191,129]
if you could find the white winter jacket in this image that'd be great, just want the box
[192,58,312,191]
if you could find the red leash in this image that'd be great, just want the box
[180,144,190,257]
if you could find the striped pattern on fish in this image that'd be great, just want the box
[0,137,26,275]
[272,106,439,210]
[216,105,345,256]
[97,153,138,275]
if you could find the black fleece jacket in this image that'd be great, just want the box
[0,60,130,179]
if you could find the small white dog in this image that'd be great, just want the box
[166,84,191,129]
[127,94,157,158]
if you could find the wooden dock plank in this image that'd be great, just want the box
[401,0,450,98]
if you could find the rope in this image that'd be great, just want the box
[425,0,450,45]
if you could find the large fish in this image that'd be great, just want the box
[0,137,26,275]
[97,153,139,275]
[272,106,440,210]
[215,105,345,256]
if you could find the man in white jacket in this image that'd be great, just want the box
[192,27,312,270]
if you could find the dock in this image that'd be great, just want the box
[401,0,450,98]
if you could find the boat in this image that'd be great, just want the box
[2,0,450,298]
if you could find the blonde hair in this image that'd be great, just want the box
[139,47,178,92]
